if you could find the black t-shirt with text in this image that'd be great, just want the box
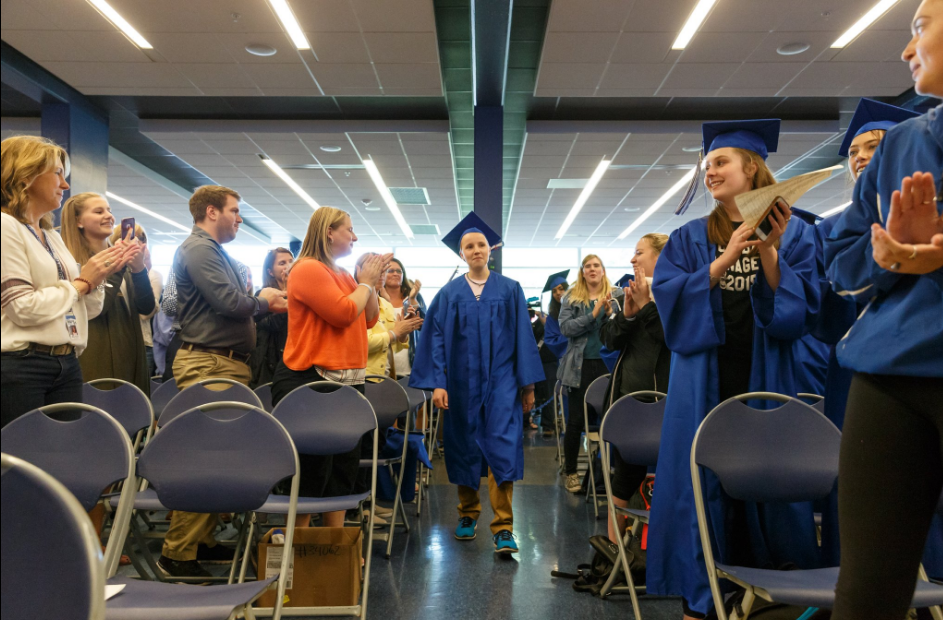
[716,226,760,400]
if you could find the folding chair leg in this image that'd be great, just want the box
[236,517,256,584]
[227,513,251,584]
[129,512,162,580]
[416,463,424,517]
[123,533,151,580]
[919,565,943,620]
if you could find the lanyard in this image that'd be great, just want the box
[25,224,67,281]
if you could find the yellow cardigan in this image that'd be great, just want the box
[366,296,407,378]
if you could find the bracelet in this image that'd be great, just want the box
[357,282,373,291]
[73,277,92,294]
[908,245,918,260]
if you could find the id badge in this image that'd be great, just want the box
[65,309,79,340]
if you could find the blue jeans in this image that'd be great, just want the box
[0,350,83,428]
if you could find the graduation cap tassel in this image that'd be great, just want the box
[674,150,704,216]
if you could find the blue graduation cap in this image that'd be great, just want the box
[702,119,781,160]
[790,207,823,226]
[441,212,503,257]
[838,98,920,157]
[615,273,635,288]
[543,269,570,293]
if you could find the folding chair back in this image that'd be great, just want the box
[157,378,262,427]
[271,382,377,456]
[365,375,410,430]
[398,376,426,412]
[693,394,841,505]
[585,374,611,422]
[139,402,296,514]
[1,454,105,620]
[254,382,274,413]
[149,375,162,395]
[149,377,177,417]
[600,391,667,466]
[83,379,154,441]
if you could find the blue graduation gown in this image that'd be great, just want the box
[648,216,824,614]
[409,272,544,487]
[543,314,568,360]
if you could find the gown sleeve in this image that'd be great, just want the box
[808,218,858,344]
[751,220,820,341]
[513,282,546,388]
[543,314,568,359]
[651,224,725,355]
[408,289,448,391]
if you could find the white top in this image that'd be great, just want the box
[392,306,411,376]
[140,269,163,347]
[1,212,104,354]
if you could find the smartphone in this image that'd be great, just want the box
[753,197,782,241]
[120,217,136,241]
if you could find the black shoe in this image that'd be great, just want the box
[196,544,235,564]
[157,555,211,579]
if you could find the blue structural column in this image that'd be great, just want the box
[474,104,504,273]
[41,102,109,224]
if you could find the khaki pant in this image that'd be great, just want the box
[457,469,514,535]
[162,348,251,561]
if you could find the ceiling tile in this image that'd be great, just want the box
[363,32,439,64]
[724,63,805,89]
[374,64,442,90]
[547,0,633,32]
[310,63,379,88]
[600,64,672,90]
[658,63,739,90]
[677,32,768,63]
[308,32,372,63]
[536,63,607,91]
[177,64,255,89]
[350,0,437,32]
[540,32,620,64]
[292,0,362,32]
[609,32,676,64]
[241,63,317,89]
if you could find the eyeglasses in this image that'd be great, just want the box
[386,269,403,275]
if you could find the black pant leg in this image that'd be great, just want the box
[833,373,943,620]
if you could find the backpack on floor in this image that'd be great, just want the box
[550,535,646,597]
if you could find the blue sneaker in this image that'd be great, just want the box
[493,530,518,554]
[455,517,477,540]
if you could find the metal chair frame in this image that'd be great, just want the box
[583,373,611,519]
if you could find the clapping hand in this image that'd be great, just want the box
[622,287,640,318]
[887,172,941,245]
[630,267,652,310]
[409,279,422,301]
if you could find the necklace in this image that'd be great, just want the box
[466,274,488,286]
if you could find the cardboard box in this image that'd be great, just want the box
[255,527,362,609]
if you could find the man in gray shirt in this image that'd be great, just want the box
[158,185,287,579]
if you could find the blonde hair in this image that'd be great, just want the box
[61,192,109,266]
[1,136,70,230]
[640,232,669,254]
[295,206,350,271]
[706,148,778,253]
[565,253,615,306]
[109,223,147,245]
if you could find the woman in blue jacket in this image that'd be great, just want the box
[648,119,823,619]
[826,2,943,617]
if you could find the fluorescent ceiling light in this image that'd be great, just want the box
[819,201,853,218]
[363,159,415,239]
[86,0,153,49]
[267,0,310,50]
[672,0,717,50]
[617,166,699,240]
[831,0,900,48]
[555,158,611,240]
[260,155,321,210]
[105,192,189,232]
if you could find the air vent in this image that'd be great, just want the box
[388,187,430,205]
[547,179,588,189]
[410,224,440,236]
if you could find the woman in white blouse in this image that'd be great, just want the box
[1,135,137,427]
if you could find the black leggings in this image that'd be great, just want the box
[564,359,609,475]
[833,373,943,620]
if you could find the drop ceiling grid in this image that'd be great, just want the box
[535,0,918,98]
[1,0,444,97]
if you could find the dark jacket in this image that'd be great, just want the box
[250,311,288,388]
[599,300,671,408]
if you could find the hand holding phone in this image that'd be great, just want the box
[120,217,136,241]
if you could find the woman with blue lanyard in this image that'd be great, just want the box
[648,119,822,620]
[1,135,135,427]
[826,1,943,617]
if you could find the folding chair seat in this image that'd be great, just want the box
[1,453,106,620]
[1,403,137,577]
[83,379,155,452]
[112,402,299,620]
[362,375,413,558]
[583,374,611,518]
[597,390,667,608]
[691,392,943,620]
[254,383,274,413]
[249,382,379,620]
[149,378,177,419]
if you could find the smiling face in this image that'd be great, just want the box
[704,147,757,204]
[77,196,115,241]
[24,158,69,217]
[903,0,943,97]
[386,261,404,288]
[552,283,567,302]
[631,237,660,276]
[847,130,885,180]
[328,215,358,258]
[460,231,490,269]
[582,256,605,286]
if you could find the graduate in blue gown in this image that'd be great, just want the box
[647,119,824,619]
[409,212,544,554]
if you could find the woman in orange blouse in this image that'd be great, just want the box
[272,206,392,528]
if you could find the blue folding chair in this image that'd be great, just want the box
[1,403,137,578]
[399,376,433,514]
[83,379,155,452]
[598,390,667,607]
[2,453,106,620]
[107,402,299,620]
[797,392,826,415]
[583,373,611,518]
[691,392,943,620]
[254,382,274,413]
[249,382,378,620]
[554,379,566,470]
[157,379,262,428]
[150,376,163,397]
[149,377,177,419]
[364,376,412,559]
